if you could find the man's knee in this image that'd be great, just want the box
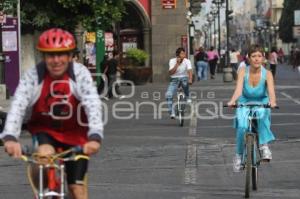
[165,91,173,100]
[69,184,87,199]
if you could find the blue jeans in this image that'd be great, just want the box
[196,61,208,80]
[165,77,189,114]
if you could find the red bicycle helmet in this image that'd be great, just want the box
[37,28,76,52]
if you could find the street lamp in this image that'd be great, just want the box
[202,23,209,49]
[207,15,214,49]
[186,10,195,59]
[254,26,263,44]
[189,22,195,55]
[270,23,279,48]
[222,0,234,82]
[210,6,218,48]
[261,25,269,50]
[212,0,224,56]
[225,0,233,65]
[207,13,214,46]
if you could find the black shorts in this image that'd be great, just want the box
[35,133,88,185]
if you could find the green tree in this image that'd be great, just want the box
[279,0,300,43]
[0,0,18,16]
[21,0,125,34]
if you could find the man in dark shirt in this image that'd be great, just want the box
[104,51,124,99]
[195,47,208,81]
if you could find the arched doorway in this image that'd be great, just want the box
[120,0,151,67]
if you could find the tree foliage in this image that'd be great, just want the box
[20,0,125,34]
[0,0,19,16]
[279,0,300,43]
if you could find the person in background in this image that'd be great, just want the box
[277,47,284,63]
[230,49,240,80]
[103,51,125,99]
[207,46,219,79]
[165,47,193,119]
[195,47,208,81]
[72,49,80,63]
[268,47,278,78]
[293,48,300,71]
[289,45,295,67]
[97,55,109,98]
[237,54,249,72]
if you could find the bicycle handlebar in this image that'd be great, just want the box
[20,146,89,164]
[223,104,279,109]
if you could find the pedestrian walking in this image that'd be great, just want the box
[103,51,125,99]
[230,49,240,80]
[268,47,278,78]
[294,48,300,71]
[195,47,208,81]
[207,46,219,79]
[278,47,285,63]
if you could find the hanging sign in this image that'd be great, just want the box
[162,0,176,9]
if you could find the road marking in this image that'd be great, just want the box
[189,102,197,136]
[184,143,197,185]
[280,92,300,105]
[185,144,197,167]
[184,102,198,188]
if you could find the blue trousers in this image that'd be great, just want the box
[196,61,208,80]
[165,77,189,114]
[234,107,275,155]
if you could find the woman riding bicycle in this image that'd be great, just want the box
[227,44,277,172]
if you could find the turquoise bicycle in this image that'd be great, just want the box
[224,103,278,198]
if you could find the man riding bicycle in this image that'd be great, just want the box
[166,47,193,119]
[1,28,103,199]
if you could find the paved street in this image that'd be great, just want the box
[0,64,300,199]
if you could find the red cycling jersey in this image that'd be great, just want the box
[27,72,89,146]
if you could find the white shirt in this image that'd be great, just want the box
[169,58,192,78]
[230,51,240,64]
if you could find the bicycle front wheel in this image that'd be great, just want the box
[252,166,258,191]
[178,96,185,127]
[245,134,254,198]
[252,138,258,191]
[179,111,184,126]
